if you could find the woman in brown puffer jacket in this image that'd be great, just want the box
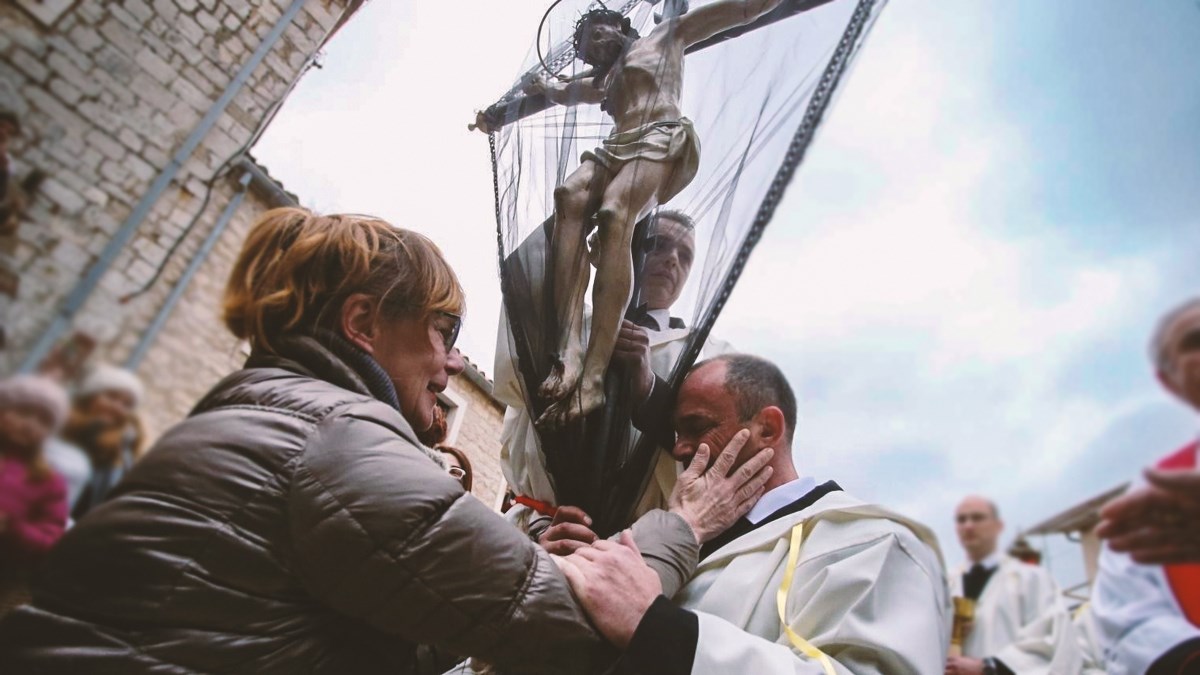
[0,209,763,674]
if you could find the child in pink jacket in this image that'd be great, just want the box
[0,375,69,615]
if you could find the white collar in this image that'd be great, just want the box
[646,308,672,332]
[967,550,1002,571]
[746,476,817,525]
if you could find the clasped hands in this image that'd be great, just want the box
[544,429,774,648]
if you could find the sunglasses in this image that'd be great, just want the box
[436,311,462,352]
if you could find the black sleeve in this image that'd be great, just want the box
[631,375,676,450]
[618,595,697,675]
[989,657,1016,675]
[1147,637,1200,675]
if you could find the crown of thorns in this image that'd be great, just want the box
[572,8,636,55]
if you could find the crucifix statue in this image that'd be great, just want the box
[527,0,796,429]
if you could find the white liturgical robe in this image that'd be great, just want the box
[949,554,1078,674]
[673,488,950,674]
[494,308,731,533]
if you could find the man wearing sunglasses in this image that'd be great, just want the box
[1090,298,1200,675]
[947,496,1074,675]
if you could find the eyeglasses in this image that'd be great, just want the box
[956,513,990,524]
[436,311,462,352]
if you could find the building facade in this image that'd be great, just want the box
[0,0,510,505]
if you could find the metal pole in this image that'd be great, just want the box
[124,172,252,370]
[19,0,310,373]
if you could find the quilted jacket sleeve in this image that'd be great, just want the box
[287,403,605,675]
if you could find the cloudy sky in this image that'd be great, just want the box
[255,0,1200,587]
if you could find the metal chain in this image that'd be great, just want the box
[666,0,880,384]
[490,132,506,282]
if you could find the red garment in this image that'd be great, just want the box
[1157,441,1200,627]
[0,456,67,562]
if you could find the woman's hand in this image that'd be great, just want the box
[667,429,774,544]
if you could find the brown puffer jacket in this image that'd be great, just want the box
[0,334,698,674]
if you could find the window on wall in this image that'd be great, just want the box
[436,388,468,446]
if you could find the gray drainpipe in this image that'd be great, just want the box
[19,0,310,373]
[124,171,252,370]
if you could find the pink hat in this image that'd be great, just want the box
[0,374,70,431]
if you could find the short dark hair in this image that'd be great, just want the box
[699,354,797,443]
[573,8,637,67]
[654,209,696,232]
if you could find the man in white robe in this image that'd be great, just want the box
[1090,297,1200,675]
[946,496,1076,675]
[558,354,951,674]
[495,211,730,544]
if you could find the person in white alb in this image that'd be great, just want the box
[557,354,950,675]
[494,210,730,548]
[946,496,1080,675]
[1090,297,1200,675]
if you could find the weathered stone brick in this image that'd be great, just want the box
[21,87,89,137]
[39,176,89,214]
[48,78,83,106]
[124,0,155,24]
[11,49,50,82]
[126,153,156,182]
[108,4,143,32]
[174,13,205,45]
[67,23,106,53]
[97,18,140,57]
[195,10,221,33]
[135,46,176,85]
[44,35,92,73]
[95,44,137,79]
[117,126,144,153]
[170,76,210,112]
[131,72,176,113]
[176,0,199,12]
[151,0,180,22]
[85,129,128,162]
[47,51,103,98]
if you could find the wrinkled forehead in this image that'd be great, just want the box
[675,362,731,414]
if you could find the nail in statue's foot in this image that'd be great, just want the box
[534,380,605,431]
[538,353,582,402]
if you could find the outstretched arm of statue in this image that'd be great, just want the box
[523,71,606,106]
[672,0,787,45]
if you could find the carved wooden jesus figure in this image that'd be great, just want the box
[529,0,788,428]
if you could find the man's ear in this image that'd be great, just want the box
[340,293,379,354]
[755,406,787,446]
[1158,368,1185,400]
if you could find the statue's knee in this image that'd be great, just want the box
[554,185,586,215]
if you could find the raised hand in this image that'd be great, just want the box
[667,429,774,543]
[1096,468,1200,564]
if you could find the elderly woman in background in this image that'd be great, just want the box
[0,208,771,674]
[0,375,69,615]
[45,364,144,520]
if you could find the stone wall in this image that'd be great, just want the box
[0,0,356,379]
[0,0,513,509]
[442,362,508,508]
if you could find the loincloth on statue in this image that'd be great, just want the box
[581,117,701,203]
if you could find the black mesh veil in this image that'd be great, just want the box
[480,0,885,535]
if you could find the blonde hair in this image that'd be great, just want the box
[223,208,465,354]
